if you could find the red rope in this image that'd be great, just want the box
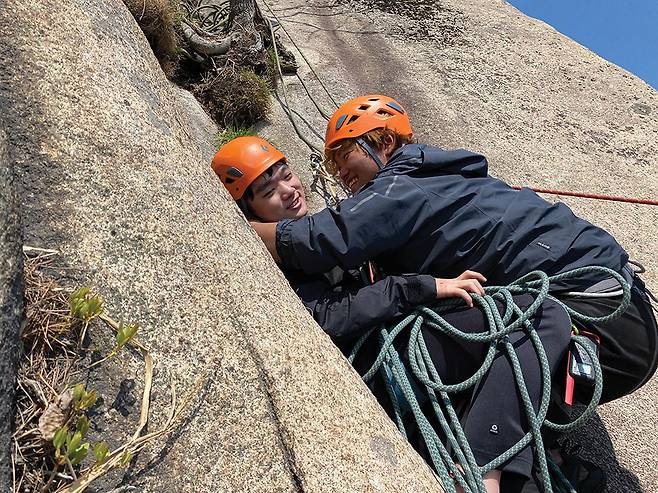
[512,186,658,206]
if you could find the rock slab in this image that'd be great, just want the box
[0,129,23,492]
[0,0,443,491]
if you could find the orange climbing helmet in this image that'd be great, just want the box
[211,136,286,200]
[325,95,414,150]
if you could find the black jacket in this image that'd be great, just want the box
[284,266,437,344]
[277,144,628,288]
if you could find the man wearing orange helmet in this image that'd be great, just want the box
[250,95,658,491]
[212,136,490,338]
[253,94,656,402]
[212,136,309,221]
[214,136,578,493]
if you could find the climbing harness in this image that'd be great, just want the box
[349,266,630,493]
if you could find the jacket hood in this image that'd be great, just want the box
[377,144,489,179]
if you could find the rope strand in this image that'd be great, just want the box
[350,266,628,493]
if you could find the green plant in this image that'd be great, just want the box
[93,442,110,464]
[72,384,97,413]
[87,321,140,369]
[115,323,139,352]
[51,386,103,476]
[215,125,256,149]
[192,68,271,127]
[69,288,104,324]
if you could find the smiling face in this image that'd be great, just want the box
[245,163,308,222]
[334,143,383,194]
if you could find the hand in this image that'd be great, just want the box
[435,270,487,307]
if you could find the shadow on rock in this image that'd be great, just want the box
[119,368,216,487]
[564,412,643,493]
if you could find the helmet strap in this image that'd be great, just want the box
[356,138,385,170]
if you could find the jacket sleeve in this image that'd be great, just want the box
[276,175,430,274]
[295,273,437,341]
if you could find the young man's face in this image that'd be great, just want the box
[247,163,308,222]
[334,143,383,194]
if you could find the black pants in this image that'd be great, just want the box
[500,278,658,493]
[559,277,658,404]
[350,294,572,479]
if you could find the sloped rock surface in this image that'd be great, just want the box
[0,129,23,492]
[0,0,442,491]
[255,0,658,490]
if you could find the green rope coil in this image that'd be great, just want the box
[348,266,630,493]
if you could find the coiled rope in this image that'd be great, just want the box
[349,266,630,493]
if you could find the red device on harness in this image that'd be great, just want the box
[564,330,601,406]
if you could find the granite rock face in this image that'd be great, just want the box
[0,0,441,491]
[256,0,658,490]
[0,129,23,492]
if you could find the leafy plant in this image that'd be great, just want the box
[51,387,108,474]
[72,384,97,412]
[76,415,90,437]
[115,323,139,352]
[53,426,68,455]
[53,426,89,467]
[65,431,90,466]
[93,442,110,464]
[69,288,104,323]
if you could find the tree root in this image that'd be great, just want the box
[181,20,237,55]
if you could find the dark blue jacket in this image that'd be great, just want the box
[277,144,628,287]
[284,266,436,344]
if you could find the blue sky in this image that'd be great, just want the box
[507,0,658,90]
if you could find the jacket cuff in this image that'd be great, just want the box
[405,275,437,306]
[275,219,296,268]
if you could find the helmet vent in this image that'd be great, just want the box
[376,109,393,118]
[358,104,370,111]
[227,166,244,178]
[386,101,405,113]
[225,177,235,184]
[335,114,348,130]
[346,115,360,125]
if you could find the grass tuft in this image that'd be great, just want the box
[215,125,256,149]
[192,68,271,127]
